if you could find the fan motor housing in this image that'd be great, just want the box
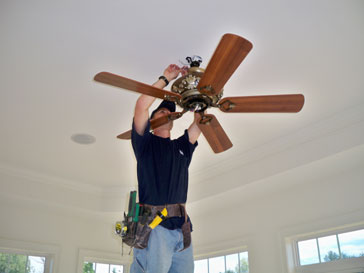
[171,67,223,112]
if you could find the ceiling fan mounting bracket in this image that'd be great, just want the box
[186,56,203,68]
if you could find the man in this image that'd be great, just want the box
[130,64,202,273]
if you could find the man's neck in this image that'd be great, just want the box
[153,128,171,138]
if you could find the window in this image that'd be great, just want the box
[194,251,249,273]
[0,238,58,273]
[297,228,364,266]
[83,262,123,273]
[0,252,46,273]
[78,249,130,273]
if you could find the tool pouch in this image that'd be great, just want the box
[122,220,153,249]
[134,223,153,249]
[118,196,191,250]
[119,191,152,249]
[181,221,192,251]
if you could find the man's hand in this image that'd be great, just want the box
[163,64,189,82]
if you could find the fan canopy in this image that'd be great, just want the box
[171,67,223,112]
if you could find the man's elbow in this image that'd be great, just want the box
[135,99,149,115]
[188,131,201,145]
[189,139,197,145]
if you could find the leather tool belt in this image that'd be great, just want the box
[142,204,187,221]
[143,203,191,251]
[122,203,191,251]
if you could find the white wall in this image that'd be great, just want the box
[0,195,130,273]
[190,145,364,272]
[1,145,364,273]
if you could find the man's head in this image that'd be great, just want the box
[150,100,176,119]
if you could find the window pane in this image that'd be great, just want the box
[28,256,45,273]
[318,235,340,262]
[96,263,109,273]
[83,262,96,273]
[0,252,27,272]
[339,229,364,258]
[110,264,123,273]
[209,256,225,273]
[239,252,249,273]
[226,253,239,273]
[298,239,320,265]
[194,259,208,273]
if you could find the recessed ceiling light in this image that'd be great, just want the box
[71,133,96,145]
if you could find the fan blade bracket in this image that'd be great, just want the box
[169,112,182,121]
[218,99,236,111]
[199,115,213,125]
[197,114,233,153]
[198,85,216,95]
[164,94,180,103]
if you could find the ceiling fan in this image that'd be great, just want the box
[94,33,304,153]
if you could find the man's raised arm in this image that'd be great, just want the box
[133,64,186,136]
[187,112,203,144]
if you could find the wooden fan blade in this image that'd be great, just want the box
[150,112,183,128]
[94,72,182,102]
[197,114,233,153]
[218,94,305,113]
[197,34,253,96]
[117,130,132,140]
[117,112,184,140]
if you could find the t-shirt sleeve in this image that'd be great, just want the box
[131,119,151,159]
[176,129,198,159]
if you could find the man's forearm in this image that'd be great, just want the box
[135,79,168,112]
[133,79,168,135]
[187,112,202,144]
[153,78,169,89]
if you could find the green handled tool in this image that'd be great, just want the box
[127,191,137,218]
[133,204,140,222]
[127,191,140,222]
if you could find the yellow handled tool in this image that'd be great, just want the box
[115,221,128,237]
[148,208,168,229]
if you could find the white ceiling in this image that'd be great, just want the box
[1,0,363,212]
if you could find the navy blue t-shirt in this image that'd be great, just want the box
[131,119,197,229]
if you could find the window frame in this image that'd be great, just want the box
[0,238,59,273]
[77,249,132,273]
[284,224,364,273]
[194,247,249,273]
